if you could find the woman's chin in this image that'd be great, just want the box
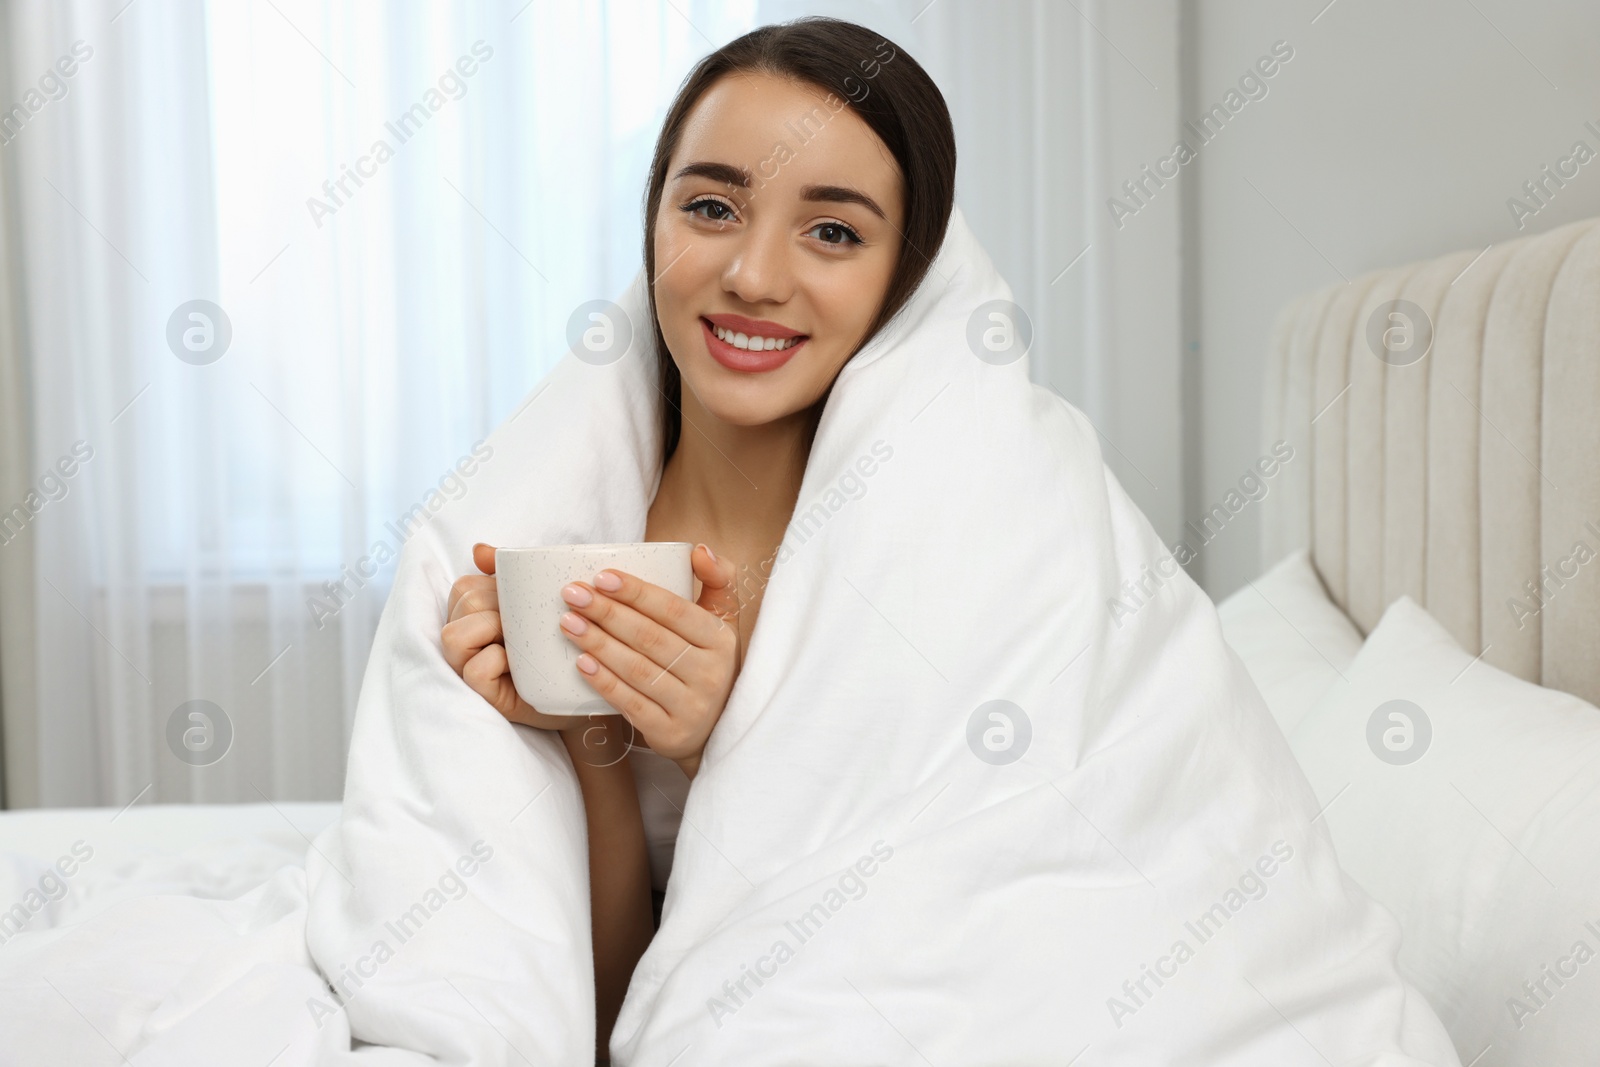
[687,376,817,430]
[700,396,796,430]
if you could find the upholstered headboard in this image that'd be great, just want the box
[1260,216,1600,706]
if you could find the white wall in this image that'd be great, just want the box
[1187,0,1600,598]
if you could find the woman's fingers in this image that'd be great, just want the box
[445,542,500,619]
[561,609,690,705]
[448,574,498,621]
[562,583,692,670]
[461,642,516,712]
[463,644,572,729]
[570,649,673,738]
[442,609,502,672]
[584,555,728,647]
[690,543,741,623]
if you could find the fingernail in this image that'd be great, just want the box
[561,612,588,635]
[700,543,716,562]
[595,570,622,592]
[561,583,593,607]
[576,652,599,675]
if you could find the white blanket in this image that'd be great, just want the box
[0,809,359,1065]
[305,208,1460,1065]
[0,209,1462,1066]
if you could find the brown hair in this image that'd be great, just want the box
[642,16,957,462]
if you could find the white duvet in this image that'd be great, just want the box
[0,209,1461,1066]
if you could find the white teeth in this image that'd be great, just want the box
[711,324,803,351]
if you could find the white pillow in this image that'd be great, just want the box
[1289,596,1600,1067]
[1216,548,1363,735]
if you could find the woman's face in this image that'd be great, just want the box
[653,72,905,429]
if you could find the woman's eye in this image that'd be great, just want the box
[810,221,863,246]
[686,198,736,222]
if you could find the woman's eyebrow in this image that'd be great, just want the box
[673,162,887,221]
[672,161,751,187]
[800,183,886,220]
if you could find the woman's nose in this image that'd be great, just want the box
[721,222,794,306]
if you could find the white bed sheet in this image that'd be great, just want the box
[0,801,341,937]
[0,802,341,868]
[0,802,357,1066]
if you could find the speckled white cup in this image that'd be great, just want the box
[495,542,694,716]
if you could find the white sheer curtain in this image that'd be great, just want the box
[0,0,1178,808]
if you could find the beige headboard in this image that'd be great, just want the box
[1260,216,1600,707]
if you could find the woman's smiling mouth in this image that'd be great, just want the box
[701,313,809,372]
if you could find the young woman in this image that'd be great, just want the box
[438,17,953,1055]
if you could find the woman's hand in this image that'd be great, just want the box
[440,543,579,731]
[558,544,739,779]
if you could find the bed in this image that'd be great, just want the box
[3,218,1598,1067]
[1221,213,1600,1067]
[1,803,339,944]
[1,802,340,872]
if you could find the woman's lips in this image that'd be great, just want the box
[704,312,804,339]
[700,317,808,373]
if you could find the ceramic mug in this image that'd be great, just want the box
[495,542,694,716]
